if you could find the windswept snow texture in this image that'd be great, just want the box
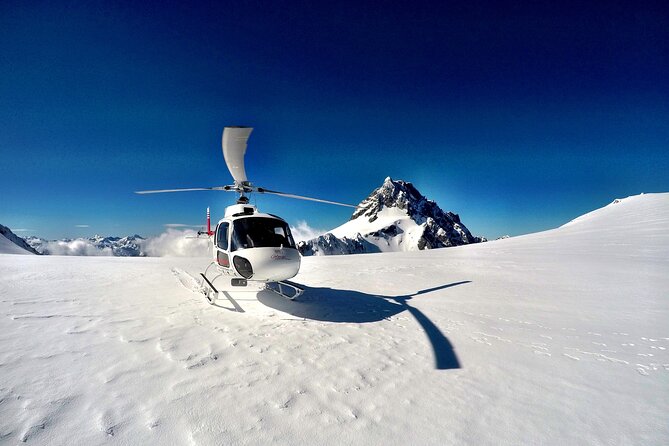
[1,193,668,445]
[299,177,483,256]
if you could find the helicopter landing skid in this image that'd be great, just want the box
[265,281,303,301]
[199,272,219,304]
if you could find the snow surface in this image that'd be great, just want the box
[0,234,34,255]
[329,206,426,252]
[1,193,668,445]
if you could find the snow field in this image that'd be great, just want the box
[0,193,667,445]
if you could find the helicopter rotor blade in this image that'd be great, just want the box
[135,186,232,194]
[222,127,253,185]
[256,188,357,208]
[138,127,357,208]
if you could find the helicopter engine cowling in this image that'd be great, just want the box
[232,247,300,282]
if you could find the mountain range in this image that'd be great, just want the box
[2,178,481,257]
[24,234,146,256]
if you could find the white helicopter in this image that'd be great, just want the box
[136,126,356,303]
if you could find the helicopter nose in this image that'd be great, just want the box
[235,248,300,282]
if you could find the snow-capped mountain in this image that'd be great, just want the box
[298,177,485,256]
[26,234,146,256]
[90,234,145,256]
[0,224,40,255]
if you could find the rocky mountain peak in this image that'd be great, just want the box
[351,177,425,221]
[298,177,485,256]
[351,177,464,227]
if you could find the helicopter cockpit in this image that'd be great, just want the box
[217,217,296,252]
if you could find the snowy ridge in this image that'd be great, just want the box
[0,193,667,445]
[0,224,40,255]
[562,193,666,230]
[299,177,483,255]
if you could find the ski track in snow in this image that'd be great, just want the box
[0,193,668,445]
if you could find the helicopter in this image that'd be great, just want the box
[136,126,357,303]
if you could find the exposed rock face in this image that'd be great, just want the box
[298,177,484,256]
[297,233,380,256]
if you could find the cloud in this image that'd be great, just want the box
[41,239,113,256]
[290,221,326,242]
[12,228,35,232]
[141,229,210,257]
[75,224,90,228]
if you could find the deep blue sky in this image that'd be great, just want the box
[1,1,667,240]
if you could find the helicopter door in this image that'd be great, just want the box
[216,222,230,267]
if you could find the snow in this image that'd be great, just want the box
[329,206,425,252]
[1,193,668,445]
[0,233,34,255]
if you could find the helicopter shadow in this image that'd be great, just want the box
[257,281,471,370]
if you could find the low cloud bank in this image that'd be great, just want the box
[142,229,209,257]
[42,239,114,256]
[290,221,326,242]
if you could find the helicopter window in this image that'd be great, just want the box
[231,217,296,251]
[216,222,229,250]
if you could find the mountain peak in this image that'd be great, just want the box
[351,178,439,224]
[298,178,484,256]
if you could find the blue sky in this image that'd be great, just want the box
[1,1,667,240]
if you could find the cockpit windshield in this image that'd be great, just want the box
[231,217,296,251]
